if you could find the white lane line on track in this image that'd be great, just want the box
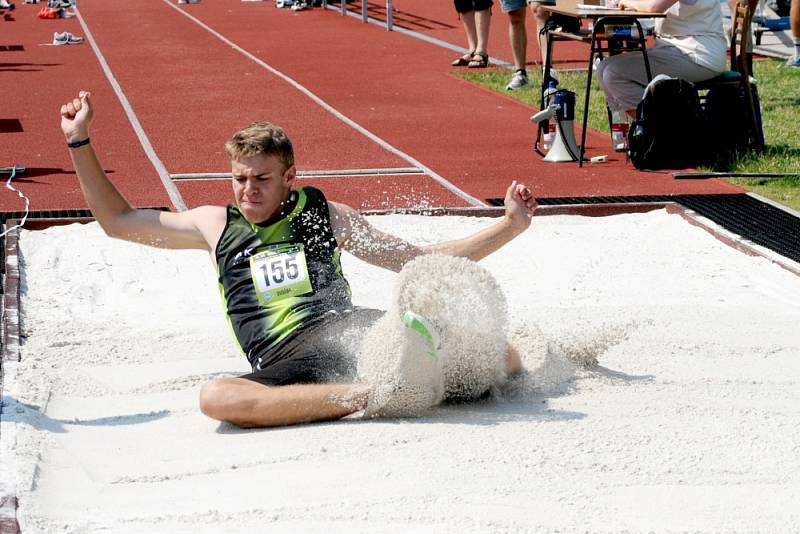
[75,7,188,212]
[162,0,486,208]
[171,168,426,180]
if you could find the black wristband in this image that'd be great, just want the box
[67,137,90,148]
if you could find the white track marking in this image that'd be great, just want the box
[170,167,425,180]
[163,0,485,207]
[75,7,188,212]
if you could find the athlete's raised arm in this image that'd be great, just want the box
[328,181,537,271]
[60,91,224,250]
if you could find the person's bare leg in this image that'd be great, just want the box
[475,7,492,56]
[529,2,550,68]
[199,377,370,428]
[461,10,479,54]
[508,7,528,71]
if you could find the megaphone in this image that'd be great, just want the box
[531,90,580,163]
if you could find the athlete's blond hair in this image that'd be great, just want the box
[225,122,294,171]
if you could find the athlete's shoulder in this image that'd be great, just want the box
[190,205,229,239]
[188,204,229,221]
[298,185,327,203]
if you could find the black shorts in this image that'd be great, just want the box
[240,308,385,387]
[454,0,493,14]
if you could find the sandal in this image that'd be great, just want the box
[452,52,475,67]
[467,53,489,68]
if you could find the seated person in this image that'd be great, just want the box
[596,0,727,117]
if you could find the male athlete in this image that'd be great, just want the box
[60,91,538,428]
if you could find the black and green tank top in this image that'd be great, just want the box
[215,187,353,370]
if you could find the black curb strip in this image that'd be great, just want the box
[0,224,21,534]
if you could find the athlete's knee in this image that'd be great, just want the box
[199,377,238,420]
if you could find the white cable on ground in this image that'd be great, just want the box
[0,167,30,238]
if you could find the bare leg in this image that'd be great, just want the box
[529,2,550,67]
[199,377,369,428]
[474,7,492,56]
[508,7,528,71]
[200,342,525,428]
[792,0,800,62]
[793,0,800,39]
[460,10,479,54]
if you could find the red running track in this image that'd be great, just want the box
[0,0,740,215]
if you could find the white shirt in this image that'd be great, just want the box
[655,0,728,72]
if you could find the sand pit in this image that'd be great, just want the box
[2,209,800,532]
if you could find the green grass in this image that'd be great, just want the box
[456,59,800,211]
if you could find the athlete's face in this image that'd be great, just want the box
[231,153,296,224]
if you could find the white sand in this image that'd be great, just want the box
[3,209,800,533]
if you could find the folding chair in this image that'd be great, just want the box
[695,0,763,151]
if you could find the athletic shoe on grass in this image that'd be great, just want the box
[506,69,529,91]
[787,55,800,68]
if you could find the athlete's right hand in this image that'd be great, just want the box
[60,91,93,144]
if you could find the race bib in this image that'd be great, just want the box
[249,244,312,305]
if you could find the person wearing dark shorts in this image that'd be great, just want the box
[452,0,494,68]
[60,90,539,428]
[240,308,385,386]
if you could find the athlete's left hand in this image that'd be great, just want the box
[504,180,538,232]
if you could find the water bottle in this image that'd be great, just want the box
[606,24,640,39]
[542,80,558,151]
[610,110,628,152]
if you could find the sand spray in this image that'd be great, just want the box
[356,255,638,416]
